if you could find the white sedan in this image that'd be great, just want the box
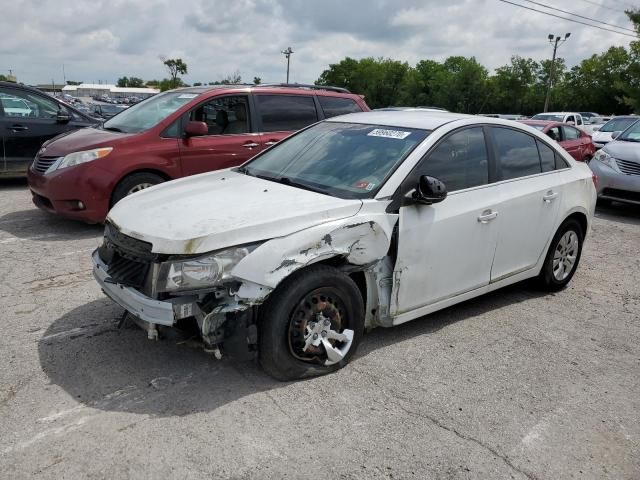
[93,111,597,380]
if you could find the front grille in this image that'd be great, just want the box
[615,158,640,176]
[602,188,640,203]
[31,155,60,174]
[98,222,156,289]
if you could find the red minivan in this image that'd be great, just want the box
[27,84,369,222]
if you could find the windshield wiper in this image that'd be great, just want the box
[103,126,124,132]
[278,177,330,195]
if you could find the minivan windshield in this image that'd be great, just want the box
[102,91,200,133]
[599,117,638,133]
[617,121,640,142]
[239,121,429,199]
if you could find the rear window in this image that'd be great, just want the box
[492,127,542,180]
[318,96,362,118]
[256,95,318,132]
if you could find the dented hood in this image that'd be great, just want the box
[107,170,363,254]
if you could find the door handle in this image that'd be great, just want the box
[242,142,259,149]
[8,125,28,132]
[264,140,278,146]
[477,209,498,223]
[543,191,558,202]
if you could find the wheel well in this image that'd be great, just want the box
[313,256,368,307]
[110,169,172,207]
[564,212,588,236]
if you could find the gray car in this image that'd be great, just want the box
[589,121,640,205]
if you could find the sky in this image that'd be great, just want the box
[1,0,636,86]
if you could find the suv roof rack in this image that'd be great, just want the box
[254,83,351,94]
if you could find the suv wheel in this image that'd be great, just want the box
[259,265,364,381]
[111,172,165,206]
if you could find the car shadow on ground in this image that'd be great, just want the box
[38,282,547,418]
[594,201,640,226]
[0,208,102,241]
[0,178,29,190]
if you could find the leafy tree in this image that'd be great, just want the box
[161,57,188,89]
[159,77,186,91]
[253,76,262,85]
[66,80,82,86]
[193,82,203,86]
[0,74,6,81]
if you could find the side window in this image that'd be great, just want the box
[537,140,556,172]
[492,127,541,180]
[417,127,488,192]
[256,95,318,132]
[577,116,583,126]
[0,88,60,119]
[546,126,562,142]
[189,95,249,135]
[555,153,569,169]
[563,126,580,140]
[318,96,362,118]
[566,115,575,124]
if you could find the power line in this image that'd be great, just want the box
[496,0,638,37]
[573,0,628,14]
[521,0,637,32]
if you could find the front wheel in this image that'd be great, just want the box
[537,219,584,291]
[111,172,165,207]
[259,265,365,381]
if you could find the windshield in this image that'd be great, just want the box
[617,121,640,142]
[531,114,564,122]
[102,91,200,133]
[240,122,429,199]
[100,104,127,114]
[599,117,638,133]
[527,124,546,131]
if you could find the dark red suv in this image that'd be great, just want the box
[27,84,369,222]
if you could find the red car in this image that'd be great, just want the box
[27,84,369,223]
[519,120,595,162]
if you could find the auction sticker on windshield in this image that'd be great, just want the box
[367,128,412,139]
[177,94,198,99]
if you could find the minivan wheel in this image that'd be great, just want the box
[259,265,365,381]
[537,219,584,291]
[111,172,165,206]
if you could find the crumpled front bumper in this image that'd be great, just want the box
[92,250,176,326]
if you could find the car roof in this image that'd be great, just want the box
[537,112,580,116]
[325,110,477,130]
[171,83,360,99]
[520,119,561,126]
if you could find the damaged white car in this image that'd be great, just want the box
[93,111,597,380]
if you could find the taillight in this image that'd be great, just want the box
[592,173,598,188]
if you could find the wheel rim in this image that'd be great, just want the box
[287,287,354,366]
[552,230,579,281]
[127,183,154,195]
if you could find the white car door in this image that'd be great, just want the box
[391,127,500,316]
[488,127,564,281]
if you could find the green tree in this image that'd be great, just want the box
[0,74,6,81]
[620,9,640,111]
[159,77,186,91]
[253,76,262,85]
[162,57,188,89]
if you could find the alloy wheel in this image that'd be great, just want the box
[553,230,579,281]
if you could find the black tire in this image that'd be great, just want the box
[111,172,165,207]
[537,218,584,291]
[259,265,365,381]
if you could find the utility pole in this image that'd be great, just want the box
[543,32,570,113]
[62,63,66,85]
[281,47,294,84]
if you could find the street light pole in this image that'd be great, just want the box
[281,47,294,84]
[543,32,570,113]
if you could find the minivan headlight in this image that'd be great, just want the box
[157,244,259,293]
[57,147,113,170]
[592,149,618,171]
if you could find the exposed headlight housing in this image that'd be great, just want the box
[57,147,113,170]
[592,149,619,171]
[157,244,259,293]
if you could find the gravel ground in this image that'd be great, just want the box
[0,178,638,480]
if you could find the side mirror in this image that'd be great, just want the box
[184,120,208,137]
[611,131,622,139]
[406,175,447,205]
[56,111,71,123]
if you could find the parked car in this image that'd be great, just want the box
[28,84,369,222]
[91,103,128,119]
[92,111,596,380]
[589,120,640,205]
[583,116,610,134]
[519,120,595,162]
[0,81,99,177]
[531,112,585,128]
[481,114,527,120]
[579,112,599,123]
[591,116,639,149]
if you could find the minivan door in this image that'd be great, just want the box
[179,95,262,176]
[254,94,320,150]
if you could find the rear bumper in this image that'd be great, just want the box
[590,160,640,204]
[27,165,112,222]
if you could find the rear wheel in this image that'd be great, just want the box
[537,219,584,291]
[259,265,364,381]
[111,172,165,207]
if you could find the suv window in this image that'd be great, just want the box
[318,96,362,118]
[256,95,318,132]
[417,127,488,192]
[0,87,60,119]
[537,140,555,172]
[492,127,541,180]
[562,126,580,140]
[189,95,249,135]
[565,115,575,124]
